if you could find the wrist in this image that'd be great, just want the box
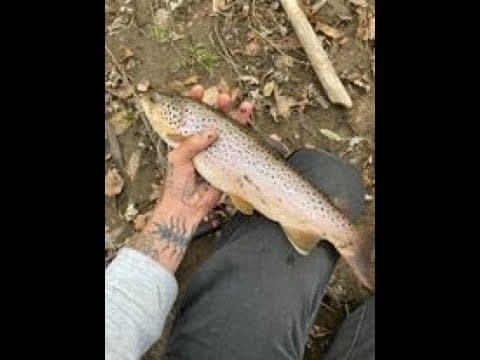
[146,198,200,237]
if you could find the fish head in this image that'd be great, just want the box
[139,93,192,147]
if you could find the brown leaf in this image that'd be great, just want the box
[274,87,298,118]
[245,40,261,56]
[217,78,230,94]
[126,149,142,181]
[349,0,368,7]
[274,55,294,71]
[134,211,153,231]
[356,7,375,41]
[120,45,134,61]
[263,81,275,97]
[212,0,226,12]
[105,168,124,197]
[202,86,219,107]
[108,110,134,135]
[316,22,345,39]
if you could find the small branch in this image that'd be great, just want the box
[248,26,308,65]
[278,0,352,108]
[105,119,125,169]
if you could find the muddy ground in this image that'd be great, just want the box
[105,0,374,358]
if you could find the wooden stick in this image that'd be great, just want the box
[279,0,352,108]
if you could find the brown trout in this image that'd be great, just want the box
[140,94,374,290]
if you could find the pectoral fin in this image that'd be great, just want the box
[230,195,254,215]
[281,225,320,255]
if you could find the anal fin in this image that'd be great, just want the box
[281,225,320,255]
[230,195,254,215]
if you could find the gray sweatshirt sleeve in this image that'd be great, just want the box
[105,248,178,360]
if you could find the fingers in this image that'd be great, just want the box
[168,128,218,164]
[231,101,253,126]
[197,183,221,210]
[188,85,253,126]
[217,93,232,113]
[189,85,204,100]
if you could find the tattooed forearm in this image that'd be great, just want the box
[151,217,193,247]
[127,233,160,262]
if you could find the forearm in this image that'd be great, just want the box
[105,203,199,359]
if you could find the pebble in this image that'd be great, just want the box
[137,80,150,92]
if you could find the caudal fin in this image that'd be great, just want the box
[338,235,375,290]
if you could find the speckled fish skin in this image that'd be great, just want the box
[140,94,374,290]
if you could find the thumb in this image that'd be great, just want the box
[172,128,218,163]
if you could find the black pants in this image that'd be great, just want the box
[164,149,375,359]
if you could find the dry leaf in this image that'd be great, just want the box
[349,0,368,7]
[137,79,150,92]
[105,168,124,197]
[274,87,297,118]
[120,45,134,61]
[202,86,219,107]
[263,81,275,97]
[124,204,138,222]
[245,40,261,56]
[134,211,153,231]
[212,0,226,12]
[274,55,294,71]
[126,149,142,181]
[338,36,350,45]
[108,110,134,135]
[356,7,375,41]
[320,129,345,142]
[154,8,171,27]
[217,78,230,94]
[316,22,345,39]
[181,75,200,85]
[269,133,282,142]
[238,75,259,85]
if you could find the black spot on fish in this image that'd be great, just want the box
[243,175,252,183]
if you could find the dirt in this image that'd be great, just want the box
[105,0,374,358]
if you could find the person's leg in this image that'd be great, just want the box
[163,149,365,360]
[324,295,375,360]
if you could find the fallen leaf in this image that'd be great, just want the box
[320,129,346,142]
[245,40,261,56]
[316,22,345,39]
[134,211,153,231]
[349,0,368,7]
[269,133,282,142]
[263,81,275,97]
[154,8,171,27]
[120,45,134,61]
[274,55,294,71]
[181,75,200,85]
[109,86,133,99]
[124,204,138,222]
[238,75,259,85]
[338,36,350,45]
[108,110,134,135]
[126,149,142,181]
[212,0,226,12]
[137,79,150,92]
[274,87,298,118]
[217,78,230,94]
[105,153,112,161]
[202,86,219,107]
[105,168,124,197]
[356,7,375,41]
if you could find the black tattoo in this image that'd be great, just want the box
[152,217,193,247]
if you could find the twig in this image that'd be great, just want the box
[311,0,327,15]
[106,45,167,169]
[105,119,125,169]
[278,0,352,107]
[211,20,243,77]
[248,26,308,65]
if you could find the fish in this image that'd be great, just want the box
[139,93,374,290]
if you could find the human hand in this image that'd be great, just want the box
[129,85,253,273]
